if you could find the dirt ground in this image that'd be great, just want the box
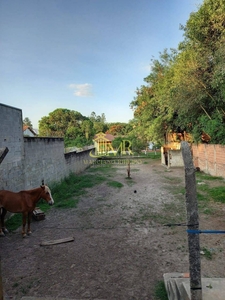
[1,159,225,300]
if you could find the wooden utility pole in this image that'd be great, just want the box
[181,141,202,300]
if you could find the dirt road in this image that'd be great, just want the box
[1,159,225,299]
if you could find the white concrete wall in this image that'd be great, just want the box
[168,150,184,167]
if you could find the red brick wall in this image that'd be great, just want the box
[192,144,225,178]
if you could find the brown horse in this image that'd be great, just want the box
[0,184,54,237]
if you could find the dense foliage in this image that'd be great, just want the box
[38,109,132,148]
[130,0,225,144]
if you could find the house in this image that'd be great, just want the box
[23,126,37,137]
[93,132,115,155]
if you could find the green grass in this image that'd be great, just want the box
[196,172,223,181]
[5,213,22,232]
[154,280,168,300]
[208,186,225,203]
[195,172,225,212]
[143,152,161,159]
[157,168,225,217]
[51,172,107,208]
[87,164,117,175]
[201,247,213,260]
[107,181,124,188]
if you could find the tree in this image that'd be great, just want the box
[130,0,225,144]
[81,120,93,140]
[23,117,33,128]
[106,123,128,136]
[39,108,85,137]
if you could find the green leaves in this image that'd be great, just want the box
[131,0,225,144]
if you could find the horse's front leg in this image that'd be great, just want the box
[0,208,8,237]
[27,212,33,235]
[22,212,28,237]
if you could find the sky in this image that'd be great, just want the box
[0,0,203,129]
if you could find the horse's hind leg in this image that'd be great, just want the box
[0,208,8,237]
[27,212,32,235]
[22,212,27,237]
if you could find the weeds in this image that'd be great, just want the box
[154,280,168,300]
[201,247,213,260]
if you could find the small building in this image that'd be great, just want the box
[23,126,37,137]
[93,132,115,155]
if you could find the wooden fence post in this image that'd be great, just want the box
[181,141,202,300]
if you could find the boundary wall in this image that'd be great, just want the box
[0,103,96,191]
[192,144,225,178]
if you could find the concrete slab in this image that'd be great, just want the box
[183,278,225,300]
[164,273,225,300]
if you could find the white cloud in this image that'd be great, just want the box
[68,83,93,97]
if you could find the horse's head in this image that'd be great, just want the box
[40,185,54,205]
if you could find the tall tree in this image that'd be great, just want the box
[23,117,33,128]
[130,0,225,144]
[39,108,85,137]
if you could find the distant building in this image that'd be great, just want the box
[93,132,115,155]
[23,125,38,137]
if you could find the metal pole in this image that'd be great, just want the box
[181,141,202,300]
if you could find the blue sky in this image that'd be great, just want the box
[0,0,203,129]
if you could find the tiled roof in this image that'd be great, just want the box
[23,125,37,136]
[94,132,114,141]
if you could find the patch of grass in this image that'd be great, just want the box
[163,176,183,184]
[201,247,213,260]
[5,213,22,232]
[154,280,168,300]
[196,172,223,181]
[51,172,107,208]
[195,173,225,213]
[54,197,79,209]
[87,164,117,174]
[197,183,210,193]
[147,152,161,159]
[125,178,135,186]
[202,207,215,215]
[107,181,124,188]
[208,186,225,203]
